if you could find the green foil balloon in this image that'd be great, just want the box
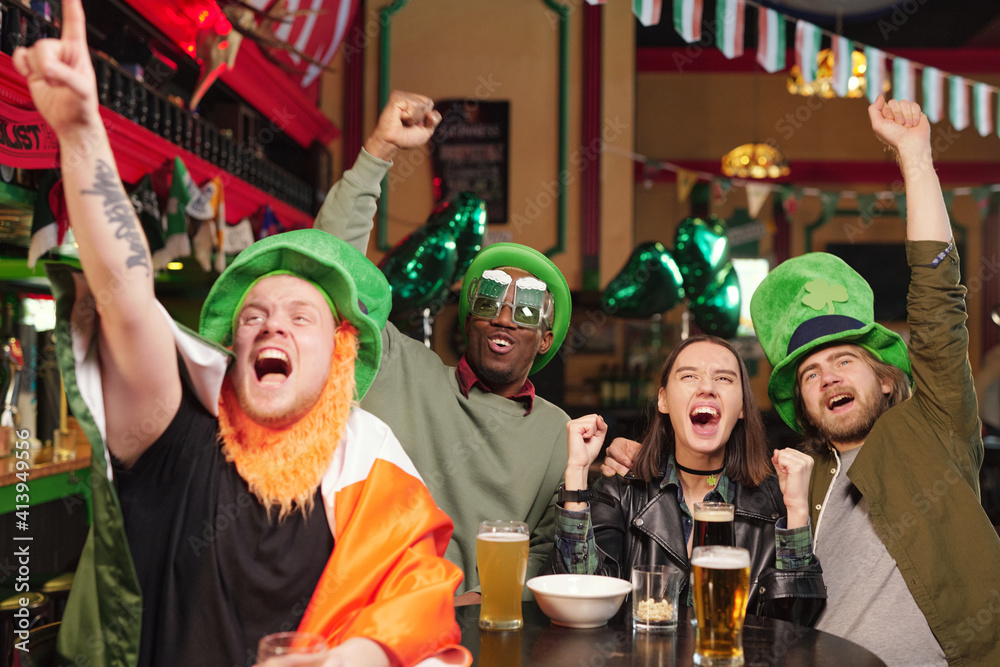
[426,192,487,283]
[378,225,458,313]
[689,262,741,339]
[673,216,731,297]
[601,241,685,318]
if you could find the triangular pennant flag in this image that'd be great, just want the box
[224,217,256,254]
[832,36,853,98]
[856,193,878,224]
[153,157,195,270]
[974,82,994,137]
[745,183,771,219]
[864,46,887,104]
[129,175,165,253]
[677,168,699,203]
[950,76,969,131]
[669,0,699,39]
[258,205,286,240]
[923,67,944,123]
[894,192,907,223]
[795,21,822,84]
[28,169,66,268]
[756,7,786,73]
[780,185,801,218]
[892,57,915,103]
[716,0,745,59]
[972,185,993,223]
[819,191,840,220]
[712,178,732,207]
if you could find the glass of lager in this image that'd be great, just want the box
[691,546,751,667]
[477,520,529,630]
[692,501,735,548]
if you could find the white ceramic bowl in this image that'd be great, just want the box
[527,574,632,628]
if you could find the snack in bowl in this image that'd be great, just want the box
[526,574,632,629]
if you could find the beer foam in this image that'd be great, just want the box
[478,532,529,542]
[691,550,751,570]
[692,507,734,522]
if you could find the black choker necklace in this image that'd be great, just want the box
[674,462,724,488]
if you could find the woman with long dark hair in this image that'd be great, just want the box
[546,335,825,624]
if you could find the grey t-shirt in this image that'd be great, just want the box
[814,446,946,667]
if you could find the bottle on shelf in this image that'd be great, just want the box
[598,364,613,408]
[613,364,631,409]
[0,299,23,457]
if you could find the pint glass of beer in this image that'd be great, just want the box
[692,502,735,548]
[477,520,529,630]
[691,546,751,666]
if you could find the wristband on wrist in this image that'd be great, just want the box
[557,484,616,507]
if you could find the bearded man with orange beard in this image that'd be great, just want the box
[20,3,468,666]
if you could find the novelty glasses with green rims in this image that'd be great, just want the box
[467,272,553,329]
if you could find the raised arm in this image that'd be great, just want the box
[314,91,440,255]
[15,0,180,466]
[868,96,951,243]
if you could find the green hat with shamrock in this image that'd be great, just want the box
[200,229,390,400]
[749,252,911,432]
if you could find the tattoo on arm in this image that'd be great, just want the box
[81,159,151,273]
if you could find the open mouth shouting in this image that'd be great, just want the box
[487,333,515,354]
[689,405,721,436]
[825,392,855,413]
[255,348,292,385]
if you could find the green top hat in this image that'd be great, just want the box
[459,243,571,375]
[200,229,391,400]
[750,252,911,432]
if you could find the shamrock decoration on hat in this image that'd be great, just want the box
[750,252,912,432]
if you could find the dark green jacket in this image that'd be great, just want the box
[807,241,1000,666]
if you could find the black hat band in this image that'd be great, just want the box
[787,315,866,355]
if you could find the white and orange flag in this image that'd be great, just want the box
[756,7,786,73]
[716,0,745,59]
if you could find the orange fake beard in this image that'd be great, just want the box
[217,323,358,521]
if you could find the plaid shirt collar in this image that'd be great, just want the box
[456,355,535,415]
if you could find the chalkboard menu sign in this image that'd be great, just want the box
[431,100,509,223]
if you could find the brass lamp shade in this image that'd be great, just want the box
[787,48,882,99]
[721,143,790,180]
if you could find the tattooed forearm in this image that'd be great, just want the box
[81,159,150,273]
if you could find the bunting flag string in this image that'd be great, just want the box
[951,76,970,131]
[864,46,887,105]
[831,36,853,99]
[794,21,822,84]
[755,7,785,73]
[716,0,745,59]
[892,57,915,105]
[923,67,944,124]
[613,0,1000,140]
[604,146,1000,226]
[668,0,694,36]
[974,82,993,137]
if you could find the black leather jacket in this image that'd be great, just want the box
[544,473,826,626]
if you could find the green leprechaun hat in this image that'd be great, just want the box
[749,252,911,432]
[200,229,391,400]
[459,243,571,374]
